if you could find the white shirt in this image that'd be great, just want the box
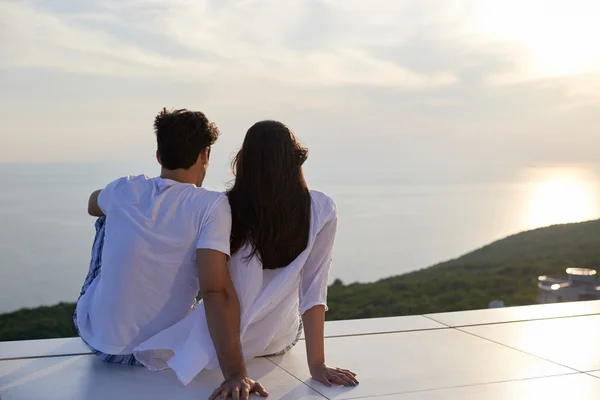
[134,191,337,385]
[75,175,231,355]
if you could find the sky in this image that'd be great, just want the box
[1,0,600,177]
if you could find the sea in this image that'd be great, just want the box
[1,162,599,314]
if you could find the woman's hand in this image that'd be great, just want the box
[309,363,358,387]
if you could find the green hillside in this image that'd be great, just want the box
[2,219,600,341]
[327,219,600,320]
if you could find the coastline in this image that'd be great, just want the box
[3,218,600,341]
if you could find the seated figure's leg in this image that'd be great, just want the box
[78,217,107,299]
[73,217,142,366]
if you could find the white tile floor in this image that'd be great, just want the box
[269,329,573,399]
[0,355,324,400]
[0,337,92,361]
[1,301,599,399]
[461,314,600,372]
[426,300,600,327]
[301,315,445,339]
[587,370,600,378]
[360,373,600,400]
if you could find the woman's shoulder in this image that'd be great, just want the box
[309,190,337,221]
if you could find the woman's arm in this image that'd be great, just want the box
[303,305,326,367]
[303,305,358,387]
[299,199,358,387]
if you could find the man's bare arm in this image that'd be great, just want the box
[88,190,104,217]
[197,248,246,379]
[199,249,268,400]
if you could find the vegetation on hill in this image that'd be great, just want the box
[327,219,600,319]
[2,219,600,341]
[0,303,77,341]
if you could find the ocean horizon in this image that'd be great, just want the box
[1,162,599,314]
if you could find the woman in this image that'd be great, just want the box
[134,121,357,389]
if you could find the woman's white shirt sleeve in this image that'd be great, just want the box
[299,203,338,315]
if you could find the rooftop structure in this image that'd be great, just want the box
[2,300,600,399]
[538,268,600,303]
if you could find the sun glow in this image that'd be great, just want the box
[473,0,600,79]
[525,167,599,228]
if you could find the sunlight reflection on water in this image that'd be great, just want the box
[523,165,600,229]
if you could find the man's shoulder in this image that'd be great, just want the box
[187,188,228,213]
[100,175,150,203]
[191,187,227,202]
[106,174,150,190]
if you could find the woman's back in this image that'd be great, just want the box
[228,190,337,357]
[226,120,338,356]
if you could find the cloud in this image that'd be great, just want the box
[1,0,600,166]
[0,1,219,78]
[0,0,466,87]
[3,0,599,87]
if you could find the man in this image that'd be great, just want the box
[74,108,267,399]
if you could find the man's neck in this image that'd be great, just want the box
[160,168,198,185]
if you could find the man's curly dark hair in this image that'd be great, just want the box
[154,108,220,170]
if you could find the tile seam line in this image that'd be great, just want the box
[342,371,583,400]
[422,314,451,327]
[0,352,94,362]
[301,326,448,341]
[264,356,330,399]
[5,310,593,361]
[584,371,600,380]
[424,311,600,328]
[266,324,578,400]
[456,327,584,373]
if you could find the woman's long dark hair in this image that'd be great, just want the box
[227,120,311,270]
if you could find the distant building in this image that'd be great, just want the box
[488,300,505,308]
[537,268,600,303]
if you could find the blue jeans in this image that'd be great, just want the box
[73,217,142,366]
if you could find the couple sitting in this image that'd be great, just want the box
[73,109,358,399]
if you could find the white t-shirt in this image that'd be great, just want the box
[134,191,337,385]
[75,175,231,355]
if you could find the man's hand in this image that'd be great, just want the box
[309,363,358,387]
[209,374,269,400]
